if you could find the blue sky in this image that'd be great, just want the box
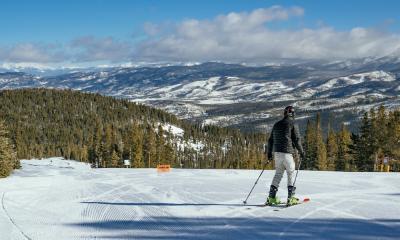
[1,0,400,66]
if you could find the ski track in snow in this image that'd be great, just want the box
[2,192,33,240]
[0,158,400,240]
[278,197,350,238]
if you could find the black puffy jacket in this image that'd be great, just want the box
[267,116,304,158]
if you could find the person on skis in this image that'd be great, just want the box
[266,106,305,206]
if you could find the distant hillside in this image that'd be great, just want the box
[1,59,399,132]
[0,89,267,169]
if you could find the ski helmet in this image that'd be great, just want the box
[284,106,295,118]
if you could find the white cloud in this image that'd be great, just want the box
[0,43,66,63]
[136,6,400,62]
[70,36,133,62]
[1,5,400,65]
[0,36,133,64]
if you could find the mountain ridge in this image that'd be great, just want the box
[1,59,399,132]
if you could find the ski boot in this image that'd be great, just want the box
[266,185,281,206]
[287,185,299,206]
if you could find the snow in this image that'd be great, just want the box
[160,123,184,138]
[0,158,399,240]
[132,101,207,120]
[318,78,339,90]
[296,81,309,87]
[198,98,236,105]
[77,75,97,81]
[154,123,204,152]
[203,112,273,127]
[297,94,378,111]
[134,77,293,105]
[203,115,244,127]
[317,71,396,91]
[366,71,396,82]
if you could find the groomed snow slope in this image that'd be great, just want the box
[0,158,399,240]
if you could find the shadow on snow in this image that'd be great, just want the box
[81,201,262,207]
[72,202,400,240]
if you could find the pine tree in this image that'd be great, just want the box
[163,138,175,165]
[326,123,338,170]
[92,120,103,167]
[130,122,144,168]
[337,124,353,171]
[164,127,176,166]
[14,124,24,159]
[315,113,327,170]
[0,121,18,177]
[303,120,316,170]
[111,150,119,167]
[376,105,389,154]
[303,114,327,170]
[156,125,165,164]
[144,124,156,168]
[81,145,89,163]
[353,112,375,171]
[103,124,113,167]
[387,110,400,160]
[99,141,106,167]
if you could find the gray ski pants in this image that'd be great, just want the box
[271,152,295,187]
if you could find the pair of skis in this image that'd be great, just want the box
[245,198,310,211]
[259,197,310,208]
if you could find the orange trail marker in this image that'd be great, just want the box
[157,164,171,173]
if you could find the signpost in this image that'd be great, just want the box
[124,160,131,168]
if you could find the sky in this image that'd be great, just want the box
[1,0,400,67]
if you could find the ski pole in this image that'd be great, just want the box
[242,162,268,205]
[292,154,303,187]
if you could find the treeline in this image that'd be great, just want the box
[0,89,267,171]
[2,89,398,174]
[303,106,400,171]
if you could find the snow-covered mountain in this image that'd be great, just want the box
[1,59,399,132]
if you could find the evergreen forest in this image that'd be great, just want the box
[0,89,399,177]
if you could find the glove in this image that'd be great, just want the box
[267,153,273,161]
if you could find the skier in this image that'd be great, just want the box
[266,106,305,206]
